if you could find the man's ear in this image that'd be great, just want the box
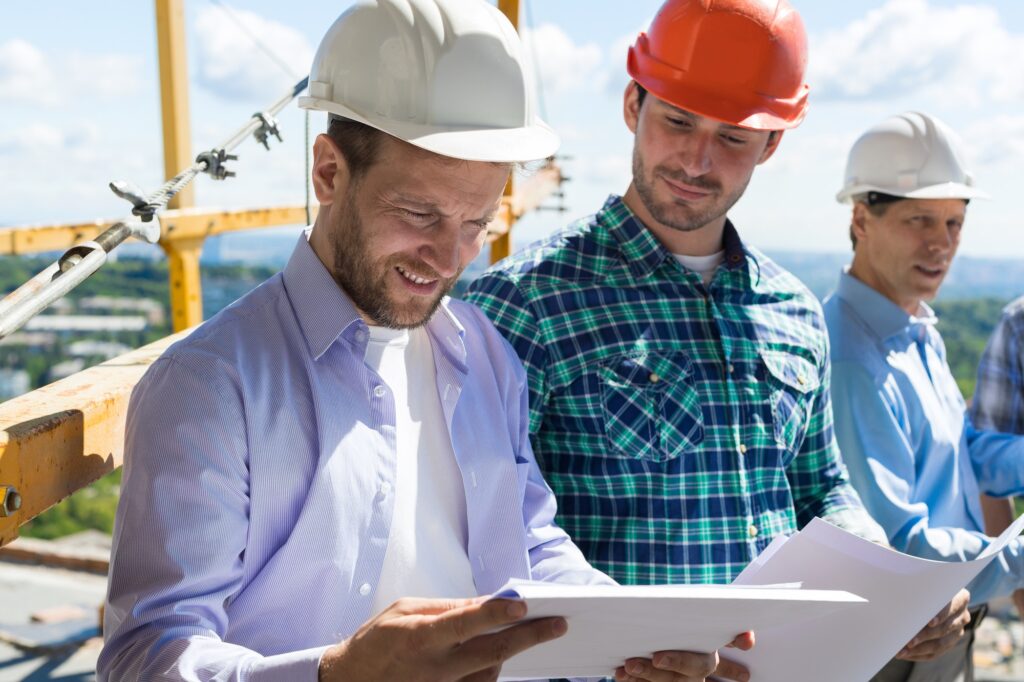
[623,80,642,134]
[851,203,870,245]
[311,134,351,206]
[757,130,784,165]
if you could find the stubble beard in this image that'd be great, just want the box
[631,146,750,234]
[329,196,458,329]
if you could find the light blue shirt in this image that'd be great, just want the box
[824,269,1024,605]
[99,232,610,681]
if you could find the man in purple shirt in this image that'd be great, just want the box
[99,2,744,681]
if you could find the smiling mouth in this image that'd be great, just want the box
[396,265,438,286]
[661,175,713,201]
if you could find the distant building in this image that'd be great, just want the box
[0,332,57,349]
[47,359,86,383]
[67,340,131,359]
[24,315,148,333]
[0,368,30,400]
[78,297,165,326]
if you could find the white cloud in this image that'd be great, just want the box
[0,123,68,155]
[809,0,1024,105]
[0,39,58,105]
[522,23,604,95]
[194,5,312,101]
[963,115,1024,166]
[604,30,640,96]
[760,130,857,177]
[67,53,144,98]
[0,39,142,106]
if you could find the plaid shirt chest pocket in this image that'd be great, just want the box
[598,352,704,463]
[759,350,820,459]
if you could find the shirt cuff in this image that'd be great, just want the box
[246,645,331,682]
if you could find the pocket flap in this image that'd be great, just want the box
[760,350,820,394]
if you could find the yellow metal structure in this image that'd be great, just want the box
[156,0,202,330]
[492,0,521,264]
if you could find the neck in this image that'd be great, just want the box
[622,183,727,256]
[848,255,921,316]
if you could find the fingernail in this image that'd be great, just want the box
[551,618,568,635]
[627,660,647,674]
[506,601,526,619]
[654,653,675,669]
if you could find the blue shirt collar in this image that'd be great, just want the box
[835,267,937,343]
[282,229,466,363]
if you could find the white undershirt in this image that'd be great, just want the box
[365,325,477,616]
[673,250,725,286]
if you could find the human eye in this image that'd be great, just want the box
[720,132,748,146]
[666,115,692,129]
[398,207,434,224]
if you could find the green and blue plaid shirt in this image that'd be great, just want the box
[465,195,883,585]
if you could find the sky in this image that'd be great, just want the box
[3,0,1024,259]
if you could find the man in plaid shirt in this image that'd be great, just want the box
[466,0,970,673]
[974,296,1024,435]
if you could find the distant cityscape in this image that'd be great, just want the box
[2,231,1023,403]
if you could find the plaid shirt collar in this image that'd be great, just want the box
[599,195,752,285]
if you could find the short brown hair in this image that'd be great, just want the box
[326,117,385,181]
[849,192,898,249]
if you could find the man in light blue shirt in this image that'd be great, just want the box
[99,2,737,681]
[824,111,1024,682]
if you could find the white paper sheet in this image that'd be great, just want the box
[729,513,1024,682]
[491,580,865,681]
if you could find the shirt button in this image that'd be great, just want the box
[727,363,735,374]
[355,329,367,343]
[359,583,371,596]
[738,443,748,455]
[379,482,392,495]
[373,385,386,398]
[649,373,660,384]
[749,525,759,538]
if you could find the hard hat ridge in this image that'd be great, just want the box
[299,0,557,163]
[836,111,989,203]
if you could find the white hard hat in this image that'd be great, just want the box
[836,111,989,203]
[298,0,557,163]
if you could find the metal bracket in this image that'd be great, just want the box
[0,486,21,518]
[252,112,283,150]
[109,180,160,222]
[196,149,238,181]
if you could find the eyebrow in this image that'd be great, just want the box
[658,102,750,133]
[385,192,501,223]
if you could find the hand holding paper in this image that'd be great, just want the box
[490,580,864,680]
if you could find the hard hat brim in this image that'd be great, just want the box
[836,182,991,204]
[299,96,559,163]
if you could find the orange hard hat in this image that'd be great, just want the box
[627,0,810,131]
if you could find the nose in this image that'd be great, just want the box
[927,224,958,254]
[419,223,461,279]
[677,132,713,178]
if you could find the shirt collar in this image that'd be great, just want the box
[282,229,364,360]
[282,229,467,363]
[835,267,937,342]
[600,195,748,280]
